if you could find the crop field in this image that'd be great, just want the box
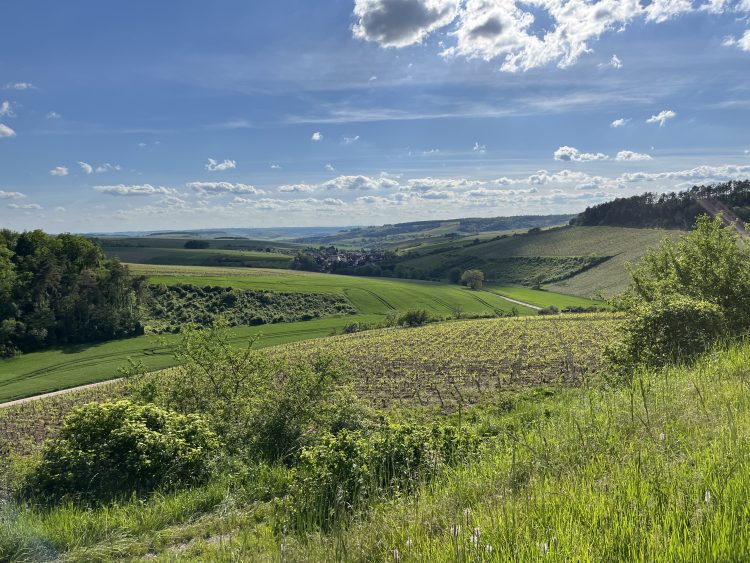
[130,264,538,317]
[0,314,617,459]
[273,314,618,407]
[101,246,294,268]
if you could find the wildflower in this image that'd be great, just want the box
[705,490,712,505]
[486,544,493,554]
[659,432,665,441]
[541,542,549,555]
[451,525,461,541]
[464,507,472,524]
[551,536,558,549]
[392,548,400,562]
[406,539,413,552]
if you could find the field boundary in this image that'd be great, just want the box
[483,290,542,311]
[0,378,124,409]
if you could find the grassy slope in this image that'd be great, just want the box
[131,264,538,316]
[400,225,681,297]
[5,340,750,561]
[486,285,606,309]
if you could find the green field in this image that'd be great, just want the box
[131,264,539,317]
[486,285,606,309]
[101,246,294,268]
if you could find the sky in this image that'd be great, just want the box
[1,0,749,233]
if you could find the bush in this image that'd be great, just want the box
[184,240,210,249]
[610,215,750,369]
[460,269,485,290]
[127,321,363,462]
[287,423,479,531]
[21,400,220,505]
[397,309,431,327]
[607,294,725,370]
[538,305,560,316]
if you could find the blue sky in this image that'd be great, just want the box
[1,0,749,232]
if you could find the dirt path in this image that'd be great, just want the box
[0,378,123,409]
[484,290,542,311]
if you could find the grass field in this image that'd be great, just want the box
[486,285,606,309]
[130,264,539,317]
[101,246,294,268]
[0,316,382,403]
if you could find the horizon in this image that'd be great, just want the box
[2,1,750,232]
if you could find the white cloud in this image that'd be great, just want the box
[0,124,16,138]
[96,163,121,173]
[46,111,61,119]
[473,141,486,153]
[343,135,360,145]
[50,166,69,177]
[188,182,265,195]
[610,118,629,128]
[0,101,14,117]
[55,206,66,212]
[270,164,282,170]
[78,161,93,174]
[323,175,399,191]
[615,150,653,161]
[205,158,237,172]
[8,203,42,210]
[352,0,459,48]
[311,131,323,141]
[0,190,25,200]
[553,146,608,162]
[700,0,731,13]
[279,183,316,193]
[3,83,35,90]
[94,184,177,196]
[737,30,750,52]
[644,0,693,23]
[647,109,677,126]
[325,163,335,172]
[610,54,622,69]
[405,177,484,192]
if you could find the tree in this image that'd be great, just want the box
[460,269,485,290]
[184,239,210,249]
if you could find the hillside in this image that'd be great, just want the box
[394,225,683,297]
[296,214,574,247]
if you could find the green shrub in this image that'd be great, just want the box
[21,400,220,504]
[607,294,725,370]
[397,309,431,327]
[287,423,479,531]
[538,305,560,315]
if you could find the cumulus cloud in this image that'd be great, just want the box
[205,158,237,172]
[615,150,653,161]
[611,118,629,128]
[353,0,704,72]
[325,163,335,172]
[50,166,69,177]
[270,164,282,170]
[94,184,177,196]
[553,146,608,162]
[647,110,677,126]
[8,203,42,210]
[188,182,265,195]
[724,30,750,52]
[78,162,93,174]
[0,101,14,117]
[46,111,61,119]
[473,141,487,153]
[0,124,16,138]
[311,131,323,141]
[352,0,459,48]
[323,175,400,191]
[0,190,25,200]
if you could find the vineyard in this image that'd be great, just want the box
[273,314,618,407]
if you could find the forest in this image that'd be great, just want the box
[571,180,750,229]
[0,230,146,357]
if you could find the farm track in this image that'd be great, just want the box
[0,378,124,409]
[484,290,542,311]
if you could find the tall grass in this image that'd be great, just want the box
[3,342,750,561]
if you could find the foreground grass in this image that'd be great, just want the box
[4,342,750,561]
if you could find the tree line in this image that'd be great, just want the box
[571,180,750,229]
[0,230,147,357]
